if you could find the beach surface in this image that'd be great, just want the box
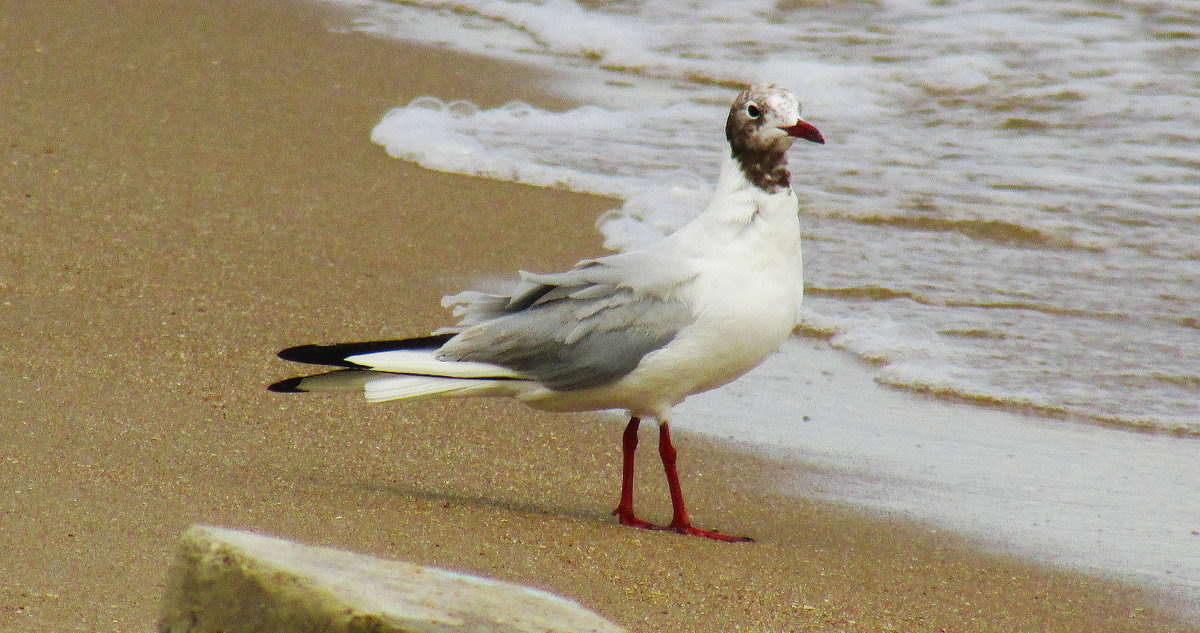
[0,1,1192,631]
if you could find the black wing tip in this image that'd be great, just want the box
[277,344,361,368]
[267,376,308,393]
[276,333,457,368]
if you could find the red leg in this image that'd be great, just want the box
[657,422,753,543]
[612,417,653,528]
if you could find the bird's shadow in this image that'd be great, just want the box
[339,478,611,527]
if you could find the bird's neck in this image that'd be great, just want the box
[712,151,794,204]
[728,138,792,193]
[694,154,799,230]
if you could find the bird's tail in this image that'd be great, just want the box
[268,334,527,403]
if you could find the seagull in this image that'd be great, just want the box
[270,84,824,542]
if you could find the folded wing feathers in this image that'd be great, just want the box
[279,253,698,399]
[436,281,690,391]
[440,270,590,329]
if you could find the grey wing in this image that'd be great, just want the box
[436,271,692,392]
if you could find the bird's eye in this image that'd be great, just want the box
[746,104,761,119]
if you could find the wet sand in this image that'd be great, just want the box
[0,0,1192,630]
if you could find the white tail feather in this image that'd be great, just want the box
[363,375,518,403]
[346,348,524,379]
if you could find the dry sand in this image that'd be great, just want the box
[0,0,1193,631]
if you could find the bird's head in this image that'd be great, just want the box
[726,84,824,153]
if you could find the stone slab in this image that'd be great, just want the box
[158,525,626,633]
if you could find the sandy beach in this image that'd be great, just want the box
[0,1,1193,631]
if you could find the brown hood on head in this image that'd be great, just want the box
[725,84,823,192]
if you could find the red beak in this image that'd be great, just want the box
[781,120,825,144]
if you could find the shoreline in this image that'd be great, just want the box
[0,0,1193,631]
[674,333,1200,611]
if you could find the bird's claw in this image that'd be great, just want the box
[614,510,753,543]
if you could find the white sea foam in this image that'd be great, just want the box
[371,97,719,202]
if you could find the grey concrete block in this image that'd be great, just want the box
[159,525,626,633]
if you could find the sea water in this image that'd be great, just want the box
[325,0,1199,610]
